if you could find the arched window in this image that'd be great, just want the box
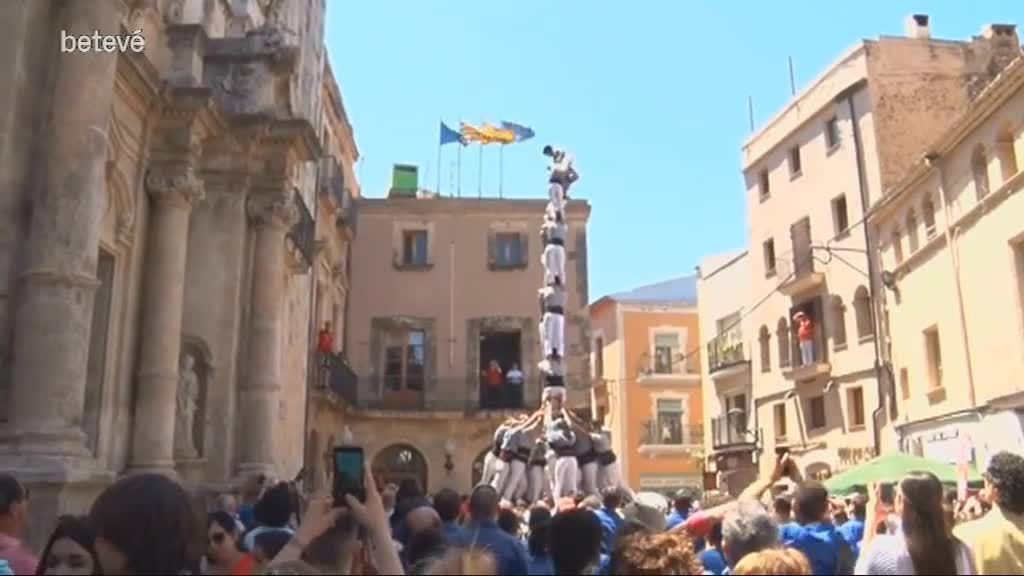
[759,325,771,373]
[776,318,791,368]
[972,144,990,200]
[854,286,874,340]
[997,125,1019,182]
[922,197,937,239]
[830,295,848,349]
[906,210,919,253]
[372,443,429,491]
[892,228,904,265]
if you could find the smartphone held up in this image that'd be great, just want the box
[332,446,366,507]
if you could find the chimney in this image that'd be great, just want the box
[905,14,931,39]
[388,164,419,198]
[982,23,1019,44]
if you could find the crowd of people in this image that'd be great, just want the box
[2,447,1023,575]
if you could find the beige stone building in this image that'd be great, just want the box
[696,251,758,495]
[869,53,1024,471]
[743,15,1020,478]
[343,189,591,494]
[0,0,356,545]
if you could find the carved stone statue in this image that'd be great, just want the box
[175,352,201,458]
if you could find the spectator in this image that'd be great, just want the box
[455,485,528,576]
[406,528,447,575]
[603,520,654,576]
[425,548,497,576]
[667,489,694,531]
[206,510,253,576]
[434,489,465,542]
[594,488,624,555]
[612,532,702,575]
[483,360,504,409]
[549,509,602,576]
[780,480,854,576]
[243,482,295,551]
[955,451,1024,575]
[505,363,524,407]
[89,473,204,575]
[496,509,520,538]
[214,493,246,534]
[301,522,358,574]
[773,495,792,525]
[526,507,554,576]
[839,494,867,556]
[856,472,976,575]
[721,500,779,569]
[733,548,812,576]
[0,474,37,576]
[36,515,99,576]
[252,531,293,571]
[393,479,430,541]
[699,521,728,576]
[238,474,267,531]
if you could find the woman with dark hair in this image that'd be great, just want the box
[526,507,553,576]
[36,515,100,576]
[855,472,977,575]
[206,511,253,576]
[89,473,203,575]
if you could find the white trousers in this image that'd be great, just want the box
[548,184,565,219]
[481,452,500,486]
[553,456,579,500]
[540,312,565,358]
[579,461,599,496]
[542,244,565,286]
[528,464,549,504]
[490,458,509,493]
[501,460,527,502]
[598,462,632,499]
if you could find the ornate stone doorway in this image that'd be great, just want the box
[372,444,428,490]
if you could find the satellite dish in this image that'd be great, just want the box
[881,270,897,290]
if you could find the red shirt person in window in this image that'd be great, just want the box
[482,360,503,408]
[794,311,814,366]
[317,322,334,367]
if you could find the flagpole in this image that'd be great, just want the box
[436,120,443,195]
[457,145,462,198]
[477,143,483,199]
[499,145,504,199]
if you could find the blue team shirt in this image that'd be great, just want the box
[456,520,530,576]
[779,521,847,576]
[837,518,865,557]
[594,507,623,555]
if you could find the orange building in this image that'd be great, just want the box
[590,276,705,495]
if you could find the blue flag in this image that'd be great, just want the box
[500,121,535,142]
[440,121,466,146]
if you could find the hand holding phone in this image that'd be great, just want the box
[332,446,366,507]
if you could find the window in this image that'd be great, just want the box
[906,211,919,253]
[494,232,525,268]
[480,330,523,410]
[997,125,1019,182]
[774,404,788,439]
[924,327,943,390]
[900,367,910,400]
[972,144,990,200]
[854,286,873,340]
[830,295,847,349]
[656,399,685,445]
[825,116,840,150]
[776,318,791,368]
[654,333,681,374]
[789,146,802,178]
[763,239,777,277]
[383,328,426,392]
[594,336,605,379]
[848,387,865,428]
[402,230,428,266]
[759,325,771,373]
[727,394,747,436]
[922,198,937,239]
[758,170,770,201]
[832,195,849,237]
[808,396,827,430]
[892,228,904,265]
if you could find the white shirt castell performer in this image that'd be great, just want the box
[540,214,567,287]
[546,410,579,500]
[483,415,524,487]
[527,437,551,504]
[538,286,566,362]
[591,427,632,499]
[538,356,567,410]
[547,183,566,224]
[565,410,599,497]
[543,145,579,198]
[496,410,543,504]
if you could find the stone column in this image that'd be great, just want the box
[2,0,123,458]
[127,167,204,475]
[238,193,297,477]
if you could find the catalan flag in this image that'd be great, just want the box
[500,121,535,143]
[461,122,516,145]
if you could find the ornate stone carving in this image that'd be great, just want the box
[145,165,205,207]
[106,117,137,246]
[174,351,202,458]
[164,0,186,24]
[247,193,298,229]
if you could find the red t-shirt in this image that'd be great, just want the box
[486,367,503,387]
[798,318,813,341]
[318,330,334,354]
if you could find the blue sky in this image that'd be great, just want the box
[325,1,1022,301]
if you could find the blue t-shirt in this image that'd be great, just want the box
[837,518,865,557]
[456,521,530,576]
[594,507,623,555]
[779,522,847,576]
[699,547,728,576]
[527,554,555,576]
[666,509,690,531]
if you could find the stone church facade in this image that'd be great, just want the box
[0,0,355,545]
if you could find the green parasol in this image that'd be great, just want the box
[825,452,983,495]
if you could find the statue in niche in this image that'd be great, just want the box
[175,352,201,458]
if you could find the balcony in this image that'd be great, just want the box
[710,415,757,452]
[776,217,824,297]
[638,419,704,457]
[707,336,749,380]
[286,190,315,272]
[319,156,358,233]
[636,353,700,384]
[348,378,527,418]
[781,338,832,382]
[313,353,358,405]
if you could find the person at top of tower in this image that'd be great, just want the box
[543,145,579,197]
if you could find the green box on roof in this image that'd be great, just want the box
[392,164,418,192]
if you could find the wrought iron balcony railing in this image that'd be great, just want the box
[287,190,315,270]
[710,415,756,449]
[312,353,358,405]
[707,335,746,374]
[639,418,704,447]
[348,377,530,414]
[319,157,358,232]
